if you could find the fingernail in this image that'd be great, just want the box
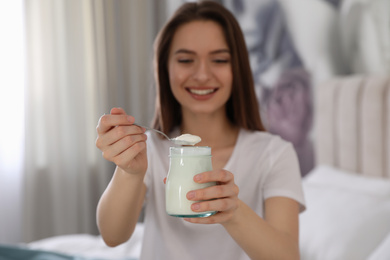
[194,174,201,182]
[192,203,200,210]
[187,191,195,199]
[127,116,133,122]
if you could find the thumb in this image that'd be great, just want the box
[110,107,126,115]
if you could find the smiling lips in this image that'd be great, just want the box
[186,87,218,99]
[186,87,218,100]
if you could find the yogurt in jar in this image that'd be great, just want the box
[165,146,216,218]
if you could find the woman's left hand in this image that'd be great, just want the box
[184,169,240,224]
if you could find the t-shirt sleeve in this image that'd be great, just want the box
[263,141,306,212]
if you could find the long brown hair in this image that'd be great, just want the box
[152,0,265,133]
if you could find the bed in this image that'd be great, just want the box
[2,75,390,260]
[0,223,144,260]
[299,74,390,260]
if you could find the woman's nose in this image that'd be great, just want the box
[193,60,211,82]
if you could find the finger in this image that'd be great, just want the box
[97,114,136,134]
[96,124,145,151]
[110,107,126,115]
[101,133,147,161]
[112,140,147,169]
[187,183,239,201]
[191,198,238,213]
[193,169,234,184]
[104,125,146,146]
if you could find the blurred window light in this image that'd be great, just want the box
[0,0,25,171]
[0,0,25,243]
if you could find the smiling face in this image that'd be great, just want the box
[168,20,233,117]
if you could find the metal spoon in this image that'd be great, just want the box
[134,124,198,146]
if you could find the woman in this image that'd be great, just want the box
[95,1,305,259]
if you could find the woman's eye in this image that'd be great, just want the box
[213,59,229,63]
[178,59,193,63]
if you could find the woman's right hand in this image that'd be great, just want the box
[95,107,148,175]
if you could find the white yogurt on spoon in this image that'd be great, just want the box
[172,134,201,146]
[133,124,200,146]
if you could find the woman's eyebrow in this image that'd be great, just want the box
[210,49,230,54]
[174,48,230,54]
[174,49,195,54]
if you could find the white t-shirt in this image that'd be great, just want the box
[141,128,305,260]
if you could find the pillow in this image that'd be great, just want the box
[368,232,390,260]
[299,165,390,260]
[303,165,390,197]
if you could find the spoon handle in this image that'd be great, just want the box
[133,123,171,141]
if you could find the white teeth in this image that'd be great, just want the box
[188,88,215,95]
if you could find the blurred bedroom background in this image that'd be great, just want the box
[0,0,388,247]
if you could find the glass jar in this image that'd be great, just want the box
[165,146,217,218]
